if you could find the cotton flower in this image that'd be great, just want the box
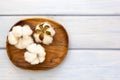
[8,25,33,49]
[33,22,55,45]
[24,43,46,65]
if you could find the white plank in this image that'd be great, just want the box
[0,0,120,14]
[1,16,120,48]
[1,49,120,80]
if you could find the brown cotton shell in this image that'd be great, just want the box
[6,18,69,70]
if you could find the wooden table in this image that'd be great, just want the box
[0,0,120,80]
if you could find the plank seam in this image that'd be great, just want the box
[1,48,120,50]
[1,14,120,16]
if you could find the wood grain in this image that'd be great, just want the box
[6,18,69,70]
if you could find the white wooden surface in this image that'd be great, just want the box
[0,0,120,15]
[1,0,120,80]
[1,50,120,80]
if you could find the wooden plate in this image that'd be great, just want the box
[6,18,69,70]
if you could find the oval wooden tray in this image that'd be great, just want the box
[6,18,69,70]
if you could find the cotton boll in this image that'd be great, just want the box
[36,24,41,30]
[8,32,18,45]
[12,26,22,37]
[25,43,46,65]
[15,40,24,49]
[33,33,42,43]
[26,43,38,53]
[27,43,45,54]
[22,25,33,36]
[43,22,51,27]
[31,58,40,65]
[36,47,46,57]
[8,25,34,50]
[15,36,33,49]
[22,36,34,47]
[33,22,55,45]
[36,44,45,53]
[40,51,46,57]
[39,57,45,63]
[47,27,55,36]
[24,52,37,64]
[43,34,53,45]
